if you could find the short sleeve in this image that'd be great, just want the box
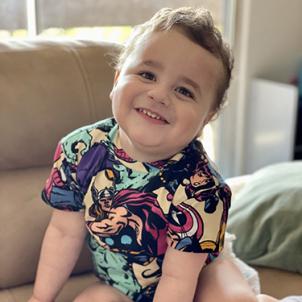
[41,142,84,211]
[166,173,231,257]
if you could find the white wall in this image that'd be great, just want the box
[247,0,302,83]
[218,0,302,176]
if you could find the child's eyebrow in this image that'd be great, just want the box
[180,76,201,95]
[140,60,201,95]
[140,60,163,69]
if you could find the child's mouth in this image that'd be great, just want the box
[136,108,168,124]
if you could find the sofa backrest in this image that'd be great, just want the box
[0,39,119,170]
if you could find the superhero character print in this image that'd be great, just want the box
[86,185,168,256]
[42,142,84,211]
[183,162,220,213]
[166,203,204,252]
[85,185,169,301]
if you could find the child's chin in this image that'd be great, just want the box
[132,134,164,148]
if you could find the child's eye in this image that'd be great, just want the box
[175,87,194,99]
[139,71,156,81]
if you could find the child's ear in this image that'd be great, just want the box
[110,71,120,100]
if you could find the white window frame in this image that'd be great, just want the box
[26,0,38,37]
[214,0,238,178]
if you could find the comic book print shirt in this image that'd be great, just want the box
[42,117,231,302]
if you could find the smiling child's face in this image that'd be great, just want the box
[110,28,223,162]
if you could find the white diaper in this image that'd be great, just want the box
[281,297,302,302]
[220,232,261,295]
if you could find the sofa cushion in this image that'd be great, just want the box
[0,167,92,288]
[227,161,302,273]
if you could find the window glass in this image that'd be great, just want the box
[37,0,223,28]
[36,0,224,45]
[0,0,27,38]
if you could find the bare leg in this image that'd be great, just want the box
[257,294,279,302]
[194,257,258,302]
[73,281,132,302]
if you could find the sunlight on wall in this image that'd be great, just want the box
[0,29,28,38]
[39,26,133,44]
[201,124,215,161]
[0,26,133,44]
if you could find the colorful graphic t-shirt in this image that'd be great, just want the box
[42,117,231,302]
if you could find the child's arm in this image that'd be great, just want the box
[28,209,87,302]
[153,246,207,302]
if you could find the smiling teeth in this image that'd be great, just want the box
[139,109,162,120]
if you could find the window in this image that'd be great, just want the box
[1,0,225,42]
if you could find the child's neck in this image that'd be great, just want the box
[116,128,176,163]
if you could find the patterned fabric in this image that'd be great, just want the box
[42,117,231,302]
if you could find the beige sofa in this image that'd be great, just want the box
[0,39,301,302]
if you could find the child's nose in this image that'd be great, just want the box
[147,85,170,106]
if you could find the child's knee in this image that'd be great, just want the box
[223,289,258,302]
[73,283,131,302]
[196,287,258,302]
[257,294,279,302]
[74,294,123,302]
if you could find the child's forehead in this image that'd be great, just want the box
[129,29,222,74]
[137,28,192,50]
[130,29,203,62]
